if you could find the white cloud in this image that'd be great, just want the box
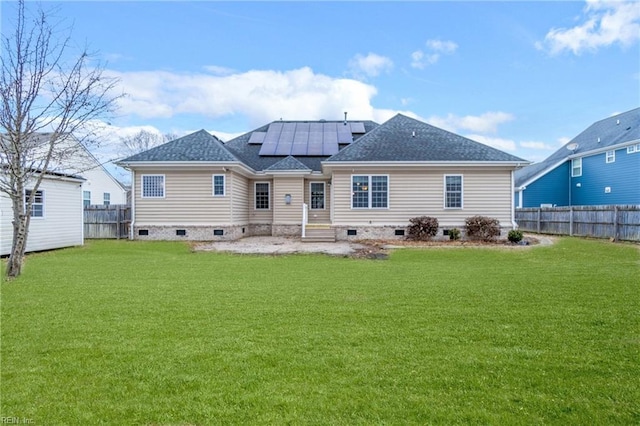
[411,39,458,69]
[106,67,379,126]
[465,134,517,152]
[203,65,236,76]
[426,111,514,134]
[348,53,394,79]
[537,0,640,55]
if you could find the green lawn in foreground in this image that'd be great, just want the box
[1,238,639,424]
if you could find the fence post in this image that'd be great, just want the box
[537,208,541,233]
[569,206,573,236]
[614,205,619,241]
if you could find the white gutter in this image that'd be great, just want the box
[129,169,135,240]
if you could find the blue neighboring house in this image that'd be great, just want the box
[515,108,640,208]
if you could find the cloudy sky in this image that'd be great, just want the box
[2,1,639,179]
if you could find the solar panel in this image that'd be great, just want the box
[274,123,295,155]
[337,124,353,143]
[248,132,266,144]
[259,121,364,156]
[349,122,366,133]
[292,123,309,155]
[259,122,283,155]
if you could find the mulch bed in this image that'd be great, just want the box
[350,236,541,259]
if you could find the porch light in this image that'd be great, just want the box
[284,194,292,204]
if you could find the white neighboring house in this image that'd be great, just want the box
[1,171,85,256]
[52,134,128,207]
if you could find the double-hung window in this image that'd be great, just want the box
[351,175,388,209]
[142,175,165,198]
[25,190,44,217]
[444,175,463,209]
[213,175,225,196]
[103,193,111,206]
[83,191,91,208]
[606,150,615,163]
[310,182,325,209]
[571,158,582,177]
[255,182,270,209]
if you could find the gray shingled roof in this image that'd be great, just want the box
[265,155,312,171]
[119,130,238,162]
[326,114,528,163]
[224,120,379,172]
[515,107,639,187]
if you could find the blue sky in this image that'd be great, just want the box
[2,1,639,177]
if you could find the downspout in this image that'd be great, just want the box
[510,170,517,229]
[129,169,135,240]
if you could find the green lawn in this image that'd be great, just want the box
[1,238,639,425]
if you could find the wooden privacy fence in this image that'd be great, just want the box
[84,205,131,239]
[515,205,640,241]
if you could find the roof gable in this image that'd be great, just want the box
[119,130,238,162]
[326,114,527,163]
[264,155,312,171]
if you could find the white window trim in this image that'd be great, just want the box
[309,181,326,210]
[627,144,640,154]
[83,190,91,207]
[254,181,270,210]
[350,174,389,210]
[25,189,45,219]
[443,174,464,209]
[571,158,582,177]
[606,150,615,163]
[212,174,226,197]
[141,174,165,198]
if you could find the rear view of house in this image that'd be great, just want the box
[117,114,528,241]
[515,108,640,208]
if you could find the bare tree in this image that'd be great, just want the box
[0,1,121,278]
[119,130,176,158]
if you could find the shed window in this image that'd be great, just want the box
[25,190,44,218]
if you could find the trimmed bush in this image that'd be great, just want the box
[407,216,439,241]
[449,228,461,241]
[465,215,501,241]
[508,229,524,243]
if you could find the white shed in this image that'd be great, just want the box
[1,172,85,256]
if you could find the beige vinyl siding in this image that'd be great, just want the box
[230,172,249,224]
[304,179,331,223]
[249,179,273,224]
[1,177,83,256]
[273,177,304,225]
[134,169,232,225]
[331,168,514,226]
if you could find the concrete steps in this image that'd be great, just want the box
[302,225,336,242]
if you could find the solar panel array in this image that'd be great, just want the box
[255,122,366,156]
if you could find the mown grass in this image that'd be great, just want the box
[1,238,639,424]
